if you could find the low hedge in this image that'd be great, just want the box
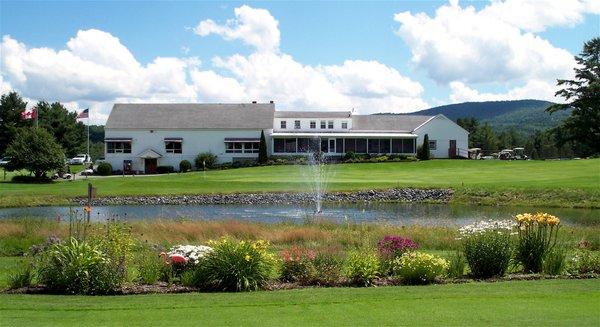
[96,162,112,176]
[156,166,174,174]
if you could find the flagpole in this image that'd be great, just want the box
[87,108,90,159]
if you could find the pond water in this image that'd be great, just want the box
[0,203,597,227]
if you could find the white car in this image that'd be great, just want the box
[0,157,10,166]
[68,154,91,165]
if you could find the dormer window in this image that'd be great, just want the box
[341,121,348,129]
[310,121,316,129]
[294,120,301,129]
[328,121,334,129]
[281,121,287,129]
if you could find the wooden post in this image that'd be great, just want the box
[87,183,93,224]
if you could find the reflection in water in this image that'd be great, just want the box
[0,203,597,227]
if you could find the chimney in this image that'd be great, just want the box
[251,101,257,104]
[269,100,274,104]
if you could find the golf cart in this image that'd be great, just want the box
[513,147,529,160]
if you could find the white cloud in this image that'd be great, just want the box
[449,79,558,103]
[394,2,576,85]
[194,5,280,52]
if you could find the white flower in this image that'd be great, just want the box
[459,219,516,237]
[167,244,213,264]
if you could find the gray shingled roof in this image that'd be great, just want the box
[106,103,275,129]
[352,115,433,132]
[275,111,351,118]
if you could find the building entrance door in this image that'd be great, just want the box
[144,158,157,174]
[449,140,457,158]
[329,139,336,153]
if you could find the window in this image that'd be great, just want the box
[368,139,380,153]
[356,139,367,153]
[328,121,334,129]
[106,141,131,154]
[226,142,259,153]
[165,141,182,154]
[380,139,390,153]
[429,140,437,150]
[344,138,356,152]
[298,138,310,152]
[280,121,287,129]
[336,139,344,153]
[320,138,328,152]
[403,139,415,153]
[274,139,285,153]
[285,139,297,153]
[294,120,301,129]
[310,121,316,129]
[243,142,259,153]
[392,139,402,153]
[320,121,326,129]
[341,121,348,129]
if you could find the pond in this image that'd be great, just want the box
[0,203,597,227]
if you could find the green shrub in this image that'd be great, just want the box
[155,165,174,174]
[447,251,467,278]
[515,213,561,273]
[37,238,125,294]
[191,239,274,291]
[195,152,217,170]
[461,221,513,279]
[96,162,112,176]
[392,251,448,285]
[135,251,164,285]
[279,246,317,285]
[543,247,566,275]
[343,250,380,286]
[312,252,343,286]
[179,160,192,172]
[8,264,34,289]
[567,250,600,274]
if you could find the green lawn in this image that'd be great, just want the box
[1,159,599,208]
[1,279,598,326]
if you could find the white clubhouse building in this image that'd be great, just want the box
[104,102,468,173]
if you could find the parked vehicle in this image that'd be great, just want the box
[498,149,515,160]
[0,157,11,166]
[513,147,529,160]
[468,148,482,160]
[68,154,91,165]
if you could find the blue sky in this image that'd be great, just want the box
[1,1,598,123]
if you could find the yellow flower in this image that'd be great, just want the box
[245,254,251,262]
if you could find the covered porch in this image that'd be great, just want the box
[270,132,417,156]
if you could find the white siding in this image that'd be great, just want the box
[273,118,352,132]
[414,115,469,159]
[105,128,271,172]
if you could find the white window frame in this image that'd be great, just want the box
[280,121,287,129]
[320,121,326,129]
[341,121,348,129]
[328,120,334,129]
[294,120,301,129]
[429,140,437,150]
[310,121,316,129]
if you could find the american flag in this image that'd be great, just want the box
[77,108,89,119]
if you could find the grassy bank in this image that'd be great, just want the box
[2,219,598,258]
[1,279,599,326]
[1,159,599,208]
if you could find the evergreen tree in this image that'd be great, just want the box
[417,134,431,160]
[548,37,600,156]
[258,130,268,164]
[0,92,29,156]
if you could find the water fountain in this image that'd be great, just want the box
[303,142,334,215]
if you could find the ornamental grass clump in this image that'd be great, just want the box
[515,213,560,273]
[460,220,514,279]
[279,246,317,285]
[392,251,448,285]
[192,238,275,292]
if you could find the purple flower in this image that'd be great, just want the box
[377,236,418,259]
